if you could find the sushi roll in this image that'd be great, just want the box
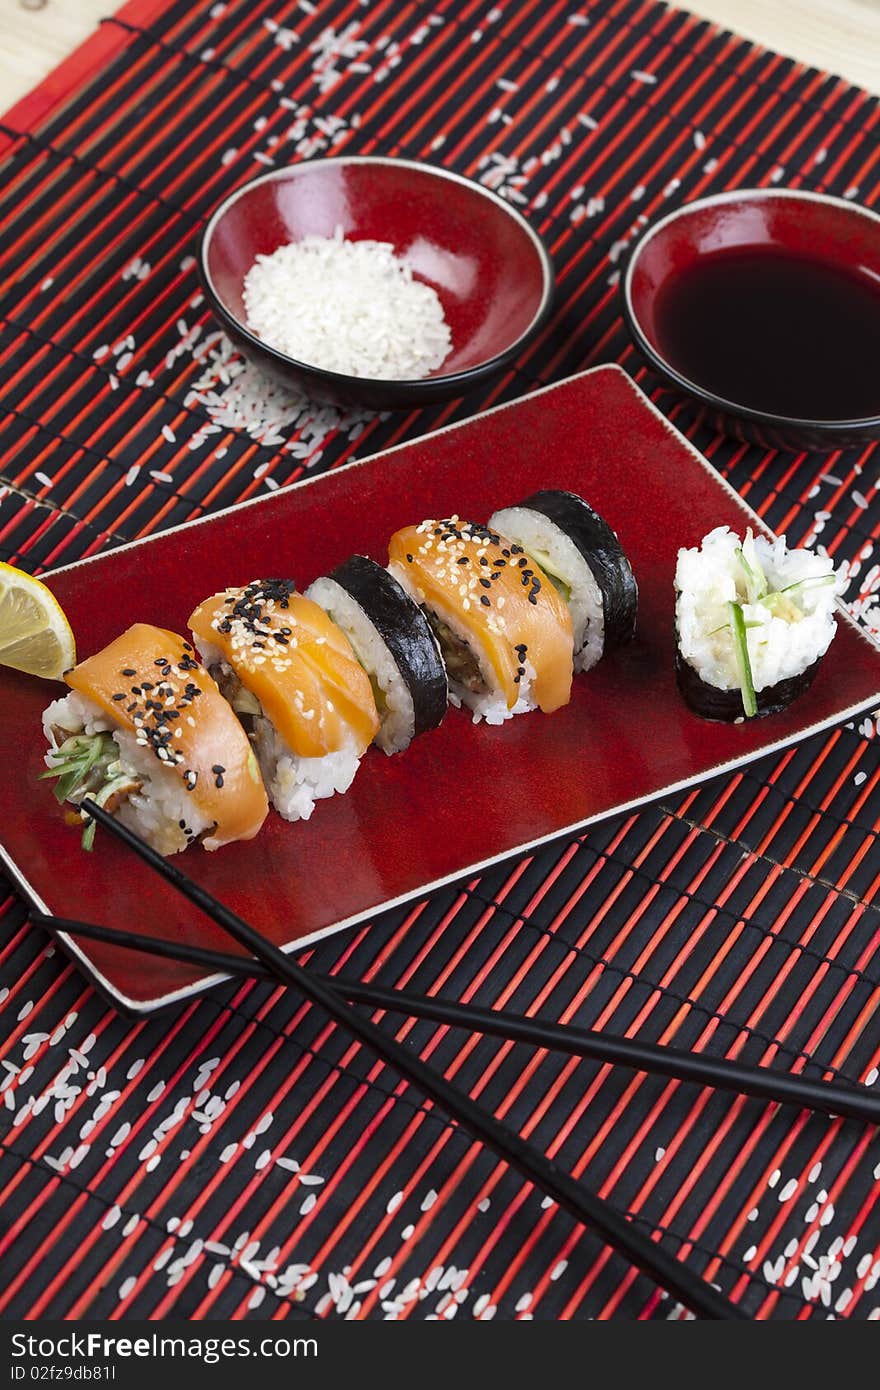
[388,516,574,725]
[489,490,638,672]
[675,526,839,721]
[189,579,379,822]
[306,556,447,755]
[41,623,268,854]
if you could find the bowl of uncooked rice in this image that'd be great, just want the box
[198,157,554,409]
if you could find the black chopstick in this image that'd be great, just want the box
[37,912,880,1128]
[76,797,744,1320]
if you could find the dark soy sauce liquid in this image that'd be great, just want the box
[654,246,880,420]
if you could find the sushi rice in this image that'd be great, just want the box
[447,663,537,725]
[675,526,840,700]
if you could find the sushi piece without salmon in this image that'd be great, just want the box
[306,556,447,754]
[41,623,268,854]
[675,526,840,720]
[388,517,574,724]
[189,579,379,822]
[489,491,638,672]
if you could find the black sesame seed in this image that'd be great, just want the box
[112,693,126,701]
[121,668,136,677]
[406,553,413,563]
[480,595,491,607]
[212,764,225,774]
[457,556,469,565]
[479,578,491,589]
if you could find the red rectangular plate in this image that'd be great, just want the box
[2,366,879,1013]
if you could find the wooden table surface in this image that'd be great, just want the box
[1,0,879,110]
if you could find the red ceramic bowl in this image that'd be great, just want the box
[198,157,554,410]
[622,189,880,451]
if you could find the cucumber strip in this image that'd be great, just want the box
[368,670,388,714]
[706,617,764,636]
[734,545,767,603]
[779,574,835,594]
[42,732,138,848]
[729,601,757,718]
[41,733,117,803]
[758,591,803,623]
[545,571,572,604]
[527,550,572,604]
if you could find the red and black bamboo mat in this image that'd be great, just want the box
[1,0,879,1320]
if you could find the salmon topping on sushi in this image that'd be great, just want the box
[489,491,638,674]
[42,623,268,853]
[189,580,379,758]
[306,557,448,755]
[388,518,574,719]
[190,580,380,825]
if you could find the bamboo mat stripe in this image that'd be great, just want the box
[0,0,879,1320]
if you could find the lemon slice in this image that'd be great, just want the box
[0,561,76,680]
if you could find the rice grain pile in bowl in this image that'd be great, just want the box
[242,229,452,380]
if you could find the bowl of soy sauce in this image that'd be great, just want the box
[622,189,880,451]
